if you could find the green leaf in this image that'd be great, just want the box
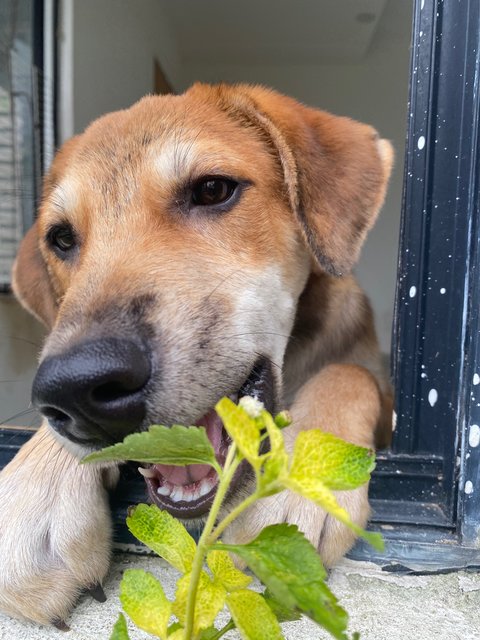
[120,569,170,639]
[207,550,252,591]
[218,524,350,640]
[263,590,301,623]
[226,590,284,640]
[167,622,183,636]
[173,570,226,635]
[288,430,376,491]
[215,398,262,467]
[260,411,289,490]
[110,613,131,640]
[283,429,383,550]
[127,504,197,572]
[283,476,383,550]
[82,424,219,471]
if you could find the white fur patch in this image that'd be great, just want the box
[153,139,200,184]
[231,264,296,369]
[49,179,79,213]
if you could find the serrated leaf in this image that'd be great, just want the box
[110,613,131,640]
[260,411,288,489]
[215,398,261,467]
[288,430,375,491]
[120,569,170,639]
[263,590,301,623]
[226,590,284,640]
[172,570,226,635]
[207,550,252,591]
[127,504,196,572]
[218,523,350,640]
[82,424,219,471]
[284,477,383,550]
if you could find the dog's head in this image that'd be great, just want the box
[12,84,392,518]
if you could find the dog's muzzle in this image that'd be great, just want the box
[32,337,151,446]
[32,337,275,519]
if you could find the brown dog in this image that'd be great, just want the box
[0,84,393,626]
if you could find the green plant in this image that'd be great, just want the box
[84,397,382,640]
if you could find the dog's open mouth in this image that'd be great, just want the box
[140,357,274,519]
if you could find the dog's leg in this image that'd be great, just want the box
[0,422,117,625]
[224,363,380,567]
[283,363,380,566]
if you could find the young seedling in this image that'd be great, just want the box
[84,397,383,640]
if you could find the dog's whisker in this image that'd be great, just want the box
[0,336,42,348]
[0,408,37,427]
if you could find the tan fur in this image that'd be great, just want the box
[1,83,393,625]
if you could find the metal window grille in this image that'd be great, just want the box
[0,0,46,290]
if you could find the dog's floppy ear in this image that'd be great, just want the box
[11,222,57,328]
[215,84,394,275]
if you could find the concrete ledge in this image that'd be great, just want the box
[0,554,478,639]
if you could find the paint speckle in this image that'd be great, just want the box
[428,388,438,407]
[440,288,446,294]
[417,135,426,150]
[421,372,427,379]
[474,373,480,386]
[392,410,397,431]
[409,286,417,298]
[469,424,480,448]
[419,30,423,37]
[421,0,425,9]
[465,480,474,495]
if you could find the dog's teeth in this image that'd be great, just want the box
[138,466,156,479]
[156,477,218,503]
[197,479,215,498]
[170,486,184,502]
[157,484,171,496]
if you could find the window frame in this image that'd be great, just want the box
[352,0,480,570]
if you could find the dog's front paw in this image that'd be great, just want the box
[223,484,370,570]
[285,484,371,567]
[0,428,117,626]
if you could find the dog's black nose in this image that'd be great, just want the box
[32,337,151,445]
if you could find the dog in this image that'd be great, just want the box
[0,83,393,627]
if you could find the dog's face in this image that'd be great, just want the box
[12,84,392,518]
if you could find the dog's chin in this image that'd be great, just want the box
[141,357,275,520]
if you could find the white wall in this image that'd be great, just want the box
[68,0,184,136]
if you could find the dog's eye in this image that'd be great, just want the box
[191,178,237,207]
[47,224,77,257]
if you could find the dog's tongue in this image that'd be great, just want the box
[152,409,223,485]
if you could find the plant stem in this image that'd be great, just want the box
[183,445,280,638]
[183,444,240,639]
[208,491,259,542]
[207,618,236,640]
